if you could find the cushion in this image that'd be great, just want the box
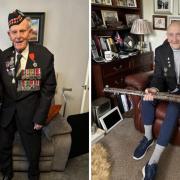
[46,104,61,124]
[67,112,89,158]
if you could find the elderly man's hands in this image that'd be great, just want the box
[143,88,159,101]
[34,123,43,130]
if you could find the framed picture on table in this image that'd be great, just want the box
[127,0,137,7]
[101,10,119,25]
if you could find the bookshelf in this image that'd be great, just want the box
[91,0,153,108]
[91,0,142,37]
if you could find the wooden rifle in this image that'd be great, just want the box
[104,87,180,103]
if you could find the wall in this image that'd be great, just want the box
[0,0,89,116]
[143,0,179,51]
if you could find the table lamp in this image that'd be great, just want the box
[130,19,152,53]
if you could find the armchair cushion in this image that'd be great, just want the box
[46,104,62,124]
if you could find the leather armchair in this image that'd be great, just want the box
[12,114,72,172]
[125,71,180,146]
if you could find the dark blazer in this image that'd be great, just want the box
[0,43,56,132]
[150,40,178,92]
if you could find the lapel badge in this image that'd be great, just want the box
[33,62,37,67]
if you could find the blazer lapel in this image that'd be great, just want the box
[25,45,35,69]
[3,49,17,98]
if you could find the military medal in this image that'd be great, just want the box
[33,62,37,67]
[29,52,37,68]
[164,67,168,77]
[12,78,15,84]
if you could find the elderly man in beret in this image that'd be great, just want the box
[0,10,56,180]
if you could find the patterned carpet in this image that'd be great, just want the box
[99,118,180,180]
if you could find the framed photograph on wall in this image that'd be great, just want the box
[153,15,167,30]
[168,16,180,25]
[127,0,137,7]
[154,0,173,14]
[101,10,119,25]
[24,12,45,44]
[125,14,140,27]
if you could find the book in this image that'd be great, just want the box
[94,36,104,57]
[117,94,132,113]
[91,39,100,59]
[121,94,129,112]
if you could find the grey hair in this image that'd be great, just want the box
[25,16,32,29]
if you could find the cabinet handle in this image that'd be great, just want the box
[113,65,122,71]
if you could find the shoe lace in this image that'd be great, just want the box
[139,137,149,149]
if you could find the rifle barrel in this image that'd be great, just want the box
[104,87,180,103]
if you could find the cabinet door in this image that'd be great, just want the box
[104,74,126,88]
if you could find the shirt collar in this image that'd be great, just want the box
[16,44,29,60]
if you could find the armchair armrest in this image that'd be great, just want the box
[125,71,154,91]
[43,114,72,140]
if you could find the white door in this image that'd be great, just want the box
[80,60,89,113]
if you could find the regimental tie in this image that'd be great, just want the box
[15,53,22,77]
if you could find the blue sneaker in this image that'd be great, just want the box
[142,163,158,180]
[133,136,154,160]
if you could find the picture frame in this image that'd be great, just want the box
[101,10,119,25]
[127,0,137,7]
[143,41,152,52]
[153,15,167,30]
[168,16,180,25]
[24,12,45,44]
[125,14,140,27]
[93,0,102,4]
[154,0,173,14]
[105,0,112,5]
[101,0,106,4]
[116,0,127,6]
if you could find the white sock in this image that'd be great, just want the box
[144,125,153,140]
[148,144,165,165]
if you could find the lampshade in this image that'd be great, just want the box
[130,19,152,35]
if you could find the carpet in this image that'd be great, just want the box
[92,143,111,180]
[100,118,180,180]
[0,153,89,180]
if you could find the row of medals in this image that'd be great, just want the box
[6,54,38,84]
